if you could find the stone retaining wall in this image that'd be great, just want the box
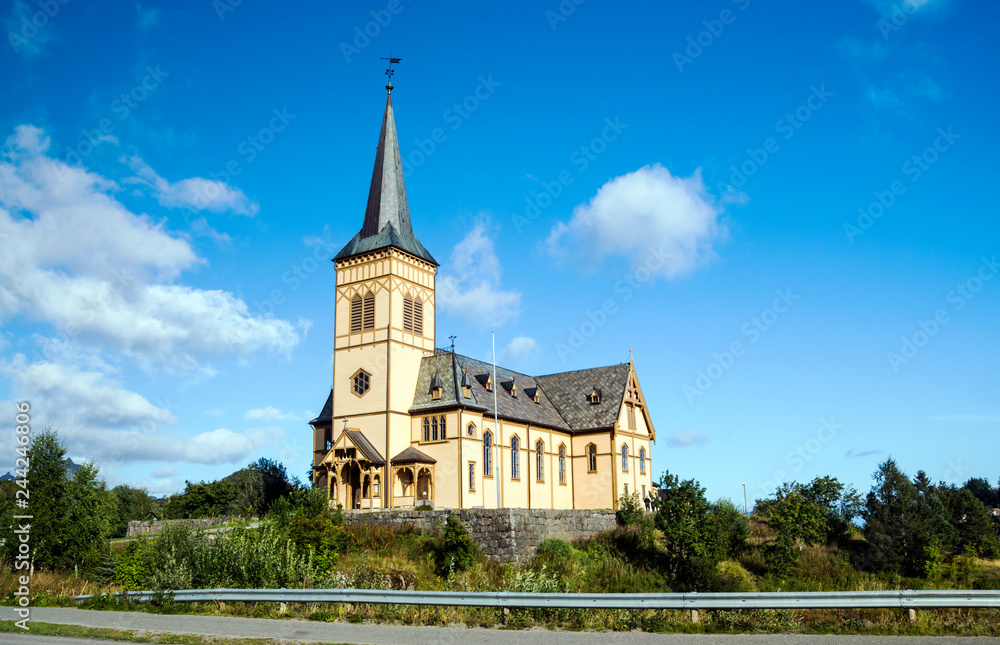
[126,517,239,537]
[343,508,618,563]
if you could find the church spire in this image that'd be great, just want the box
[334,74,437,265]
[360,88,411,239]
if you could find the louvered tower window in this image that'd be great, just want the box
[363,290,374,330]
[350,294,363,332]
[413,297,423,335]
[403,294,414,332]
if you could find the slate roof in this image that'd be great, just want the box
[334,91,437,266]
[409,352,633,434]
[344,429,385,465]
[535,363,631,432]
[391,446,437,465]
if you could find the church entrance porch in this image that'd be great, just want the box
[390,446,437,508]
[318,428,386,511]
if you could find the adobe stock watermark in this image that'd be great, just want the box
[247,233,340,319]
[683,288,798,404]
[400,75,501,177]
[13,401,32,630]
[59,66,170,173]
[7,0,71,54]
[213,0,250,21]
[845,127,959,243]
[887,255,997,372]
[554,245,671,362]
[512,116,628,233]
[673,0,752,73]
[339,0,409,62]
[714,84,832,196]
[181,107,295,222]
[545,0,585,31]
[757,417,843,497]
[877,0,929,40]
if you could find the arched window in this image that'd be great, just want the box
[639,447,646,474]
[535,440,545,482]
[431,416,439,441]
[422,417,430,442]
[363,290,375,330]
[373,475,381,497]
[621,444,629,472]
[350,294,363,332]
[438,415,446,439]
[587,443,597,472]
[558,444,566,484]
[483,432,493,476]
[511,436,520,480]
[467,422,476,437]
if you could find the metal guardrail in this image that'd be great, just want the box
[73,588,1000,610]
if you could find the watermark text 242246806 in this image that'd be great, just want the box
[13,401,33,630]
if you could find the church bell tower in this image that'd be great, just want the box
[312,76,439,508]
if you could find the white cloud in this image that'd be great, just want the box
[0,125,300,371]
[0,351,173,428]
[667,428,710,448]
[204,408,226,417]
[438,221,521,326]
[501,335,538,364]
[244,406,298,422]
[0,124,304,468]
[124,154,258,216]
[548,164,725,279]
[151,466,177,478]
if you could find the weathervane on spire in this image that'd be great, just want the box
[381,50,402,91]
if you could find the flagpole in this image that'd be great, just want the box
[493,331,501,509]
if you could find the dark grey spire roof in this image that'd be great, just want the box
[334,91,437,266]
[309,390,333,425]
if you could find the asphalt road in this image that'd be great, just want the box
[2,607,999,645]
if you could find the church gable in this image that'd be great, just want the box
[619,368,656,442]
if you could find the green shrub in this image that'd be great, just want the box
[537,538,573,560]
[437,513,478,575]
[616,491,645,527]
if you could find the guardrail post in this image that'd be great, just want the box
[690,609,699,623]
[907,608,916,623]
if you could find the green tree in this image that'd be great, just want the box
[63,462,117,571]
[939,486,1000,558]
[859,459,957,577]
[438,512,478,575]
[707,498,750,561]
[963,477,999,509]
[0,428,116,572]
[111,485,157,537]
[653,471,719,584]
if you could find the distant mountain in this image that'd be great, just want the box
[1,457,82,481]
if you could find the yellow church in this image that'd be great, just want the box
[310,80,657,511]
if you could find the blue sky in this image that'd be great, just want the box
[1,0,997,505]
